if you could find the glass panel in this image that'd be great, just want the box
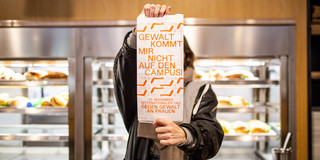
[194,58,281,159]
[0,60,69,160]
[91,59,127,160]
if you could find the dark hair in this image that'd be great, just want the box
[184,36,195,70]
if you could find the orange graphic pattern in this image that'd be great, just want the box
[137,80,147,86]
[160,80,173,86]
[137,90,147,96]
[160,90,174,96]
[137,23,183,33]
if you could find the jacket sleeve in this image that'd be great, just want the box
[113,31,137,131]
[178,84,224,160]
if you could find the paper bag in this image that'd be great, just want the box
[137,14,184,123]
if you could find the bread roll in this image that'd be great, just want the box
[232,121,249,134]
[248,120,270,133]
[218,119,231,134]
[24,71,48,80]
[41,72,67,79]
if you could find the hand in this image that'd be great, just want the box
[153,118,186,146]
[134,4,171,35]
[141,4,171,17]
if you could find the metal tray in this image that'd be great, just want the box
[0,107,68,115]
[195,79,279,88]
[217,105,279,113]
[223,129,279,141]
[0,133,68,142]
[0,79,68,87]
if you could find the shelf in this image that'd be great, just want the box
[195,79,279,88]
[0,124,68,129]
[0,134,68,142]
[93,134,128,141]
[0,79,68,87]
[217,105,278,113]
[0,107,68,115]
[93,107,120,114]
[223,129,278,141]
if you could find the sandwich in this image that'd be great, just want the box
[40,71,68,79]
[224,70,254,79]
[24,70,48,80]
[0,93,10,106]
[231,121,249,134]
[218,119,231,134]
[217,96,231,106]
[208,69,225,80]
[51,95,68,107]
[229,96,247,106]
[7,96,29,108]
[248,120,270,133]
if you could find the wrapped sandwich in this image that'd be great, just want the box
[218,119,231,134]
[231,121,249,134]
[248,120,270,133]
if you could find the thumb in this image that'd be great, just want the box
[153,118,171,128]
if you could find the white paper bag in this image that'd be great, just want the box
[137,14,184,123]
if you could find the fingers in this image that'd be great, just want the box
[153,118,172,128]
[149,4,155,17]
[143,4,150,16]
[154,4,161,17]
[165,6,171,15]
[141,4,171,17]
[159,5,167,17]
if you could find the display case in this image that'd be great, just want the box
[0,60,69,160]
[0,21,296,160]
[193,58,283,159]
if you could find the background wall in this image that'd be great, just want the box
[0,0,308,159]
[0,0,295,20]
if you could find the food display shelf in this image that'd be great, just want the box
[217,105,278,113]
[93,134,128,141]
[0,79,68,87]
[196,79,279,88]
[93,106,278,114]
[0,107,68,115]
[0,134,68,142]
[223,129,279,141]
[93,107,120,114]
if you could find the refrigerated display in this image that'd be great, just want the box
[0,60,69,160]
[0,20,296,160]
[192,58,282,159]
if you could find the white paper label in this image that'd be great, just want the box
[137,14,184,123]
